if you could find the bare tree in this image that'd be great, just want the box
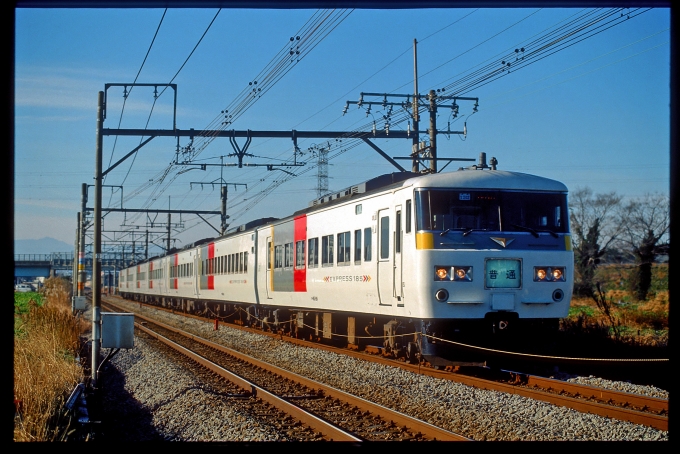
[569,187,623,298]
[618,193,670,301]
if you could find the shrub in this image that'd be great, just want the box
[14,277,86,442]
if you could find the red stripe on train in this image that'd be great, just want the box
[294,214,307,292]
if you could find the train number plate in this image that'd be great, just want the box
[485,259,521,289]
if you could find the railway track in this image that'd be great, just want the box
[101,296,668,434]
[102,300,469,441]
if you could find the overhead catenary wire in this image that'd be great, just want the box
[122,9,354,233]
[209,8,656,225]
[104,8,168,208]
[116,8,658,244]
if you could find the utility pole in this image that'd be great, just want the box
[428,89,438,173]
[412,39,420,173]
[342,39,478,174]
[167,197,171,253]
[92,91,104,388]
[78,183,87,297]
[72,212,79,300]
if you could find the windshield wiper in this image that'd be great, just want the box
[511,223,539,238]
[440,228,451,237]
[510,223,559,238]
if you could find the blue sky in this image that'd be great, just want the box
[14,6,671,250]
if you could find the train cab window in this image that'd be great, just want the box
[354,229,362,264]
[415,189,568,234]
[364,227,372,262]
[337,231,351,266]
[380,216,390,259]
[322,234,334,266]
[295,240,305,269]
[308,238,319,268]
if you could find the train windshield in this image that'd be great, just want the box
[415,189,568,234]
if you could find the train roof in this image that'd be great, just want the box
[296,166,567,215]
[404,169,568,192]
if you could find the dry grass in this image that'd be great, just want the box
[14,277,87,442]
[565,264,669,348]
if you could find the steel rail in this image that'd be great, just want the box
[105,297,667,432]
[134,321,362,442]
[517,374,668,415]
[129,311,470,442]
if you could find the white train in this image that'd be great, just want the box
[119,154,573,363]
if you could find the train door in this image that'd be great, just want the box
[193,252,200,298]
[265,235,273,299]
[395,205,404,305]
[377,208,393,306]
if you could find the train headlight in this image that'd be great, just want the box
[435,267,449,280]
[453,266,472,281]
[434,266,472,281]
[534,266,566,282]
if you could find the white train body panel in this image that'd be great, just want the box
[120,168,573,324]
[195,232,258,304]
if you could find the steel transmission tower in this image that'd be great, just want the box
[316,145,329,198]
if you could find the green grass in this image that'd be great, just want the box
[14,292,44,336]
[568,305,596,318]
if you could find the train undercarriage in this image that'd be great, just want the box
[122,292,560,369]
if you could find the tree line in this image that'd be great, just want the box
[569,188,670,302]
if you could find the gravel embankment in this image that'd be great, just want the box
[97,302,669,441]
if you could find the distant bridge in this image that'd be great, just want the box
[14,252,139,282]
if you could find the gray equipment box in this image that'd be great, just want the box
[73,296,88,311]
[101,312,135,349]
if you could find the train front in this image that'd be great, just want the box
[409,169,573,340]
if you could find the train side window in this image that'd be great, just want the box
[284,243,293,268]
[396,210,402,254]
[337,231,351,266]
[275,245,283,269]
[244,252,248,273]
[295,240,305,269]
[267,242,272,270]
[364,227,372,262]
[406,199,412,233]
[380,216,390,259]
[239,252,245,273]
[322,234,334,266]
[308,238,319,268]
[354,229,362,264]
